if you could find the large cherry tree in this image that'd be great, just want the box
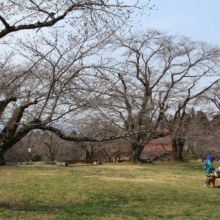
[0,0,152,165]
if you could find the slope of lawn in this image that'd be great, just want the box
[0,161,220,220]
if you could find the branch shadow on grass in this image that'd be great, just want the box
[0,196,199,220]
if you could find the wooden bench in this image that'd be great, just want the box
[206,176,220,188]
[116,159,129,163]
[63,160,102,166]
[116,159,153,163]
[140,159,153,163]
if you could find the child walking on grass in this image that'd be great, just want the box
[205,156,215,186]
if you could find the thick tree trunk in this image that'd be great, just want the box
[86,150,90,160]
[129,143,145,163]
[171,138,178,160]
[172,138,184,161]
[176,138,184,161]
[0,152,6,165]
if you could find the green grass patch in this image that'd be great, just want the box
[0,161,220,219]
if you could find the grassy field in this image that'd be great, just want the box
[0,161,220,220]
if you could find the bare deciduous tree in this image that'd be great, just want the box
[96,29,220,162]
[0,0,151,39]
[0,1,152,165]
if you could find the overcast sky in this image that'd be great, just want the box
[135,0,220,45]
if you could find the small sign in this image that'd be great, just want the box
[28,148,31,153]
